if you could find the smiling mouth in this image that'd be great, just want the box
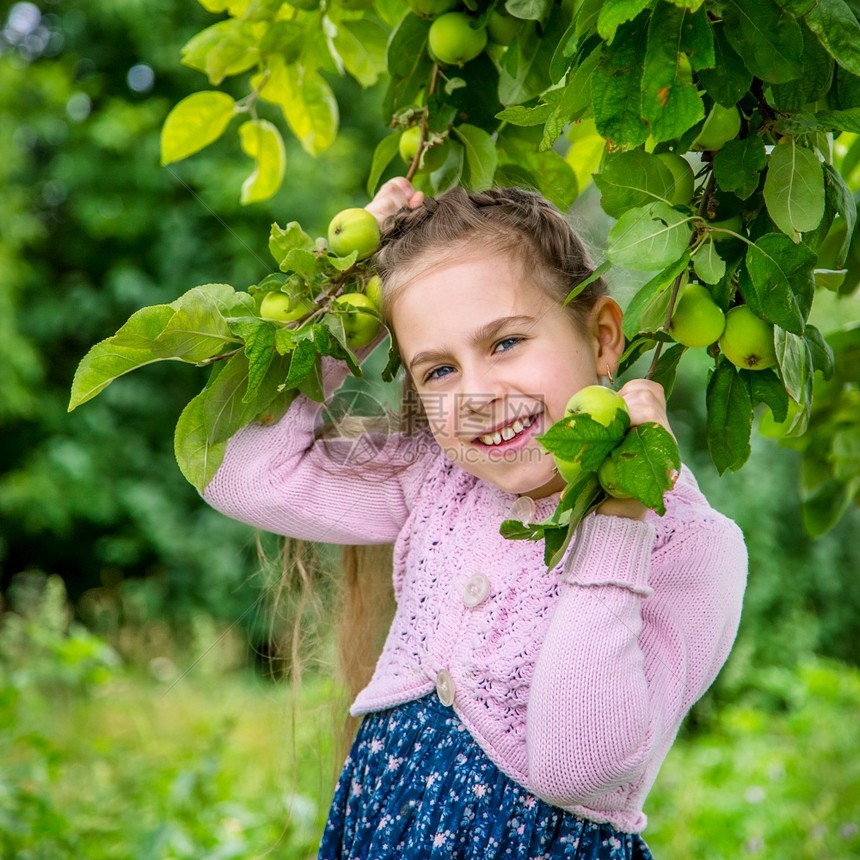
[474,413,539,447]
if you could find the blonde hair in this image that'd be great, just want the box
[272,186,608,761]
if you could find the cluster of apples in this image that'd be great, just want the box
[669,283,777,371]
[259,207,384,349]
[552,385,636,500]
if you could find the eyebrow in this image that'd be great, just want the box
[407,314,538,373]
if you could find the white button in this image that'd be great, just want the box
[462,573,490,608]
[507,495,536,525]
[435,669,455,706]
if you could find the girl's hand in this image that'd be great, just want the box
[596,379,677,521]
[365,177,424,227]
[616,378,676,441]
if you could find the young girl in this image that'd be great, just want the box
[203,178,748,859]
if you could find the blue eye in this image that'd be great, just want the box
[494,336,522,353]
[425,365,454,382]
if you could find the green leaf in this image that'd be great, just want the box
[282,337,319,390]
[596,0,653,43]
[805,323,836,379]
[563,260,610,307]
[255,58,338,156]
[622,253,690,337]
[160,91,235,166]
[495,131,579,211]
[202,353,254,445]
[269,221,316,269]
[537,410,630,470]
[367,133,402,197]
[606,202,692,271]
[706,358,753,474]
[608,423,681,515]
[499,12,565,106]
[545,40,601,131]
[68,306,175,410]
[591,16,650,147]
[823,162,857,268]
[107,304,178,350]
[333,19,388,88]
[679,6,715,71]
[771,25,834,111]
[814,107,860,132]
[775,327,809,403]
[744,233,816,334]
[805,0,860,78]
[642,3,705,142]
[383,13,433,119]
[747,368,789,421]
[802,476,860,538]
[697,21,752,106]
[763,140,825,241]
[713,136,767,200]
[693,240,727,284]
[592,150,674,219]
[174,390,229,493]
[238,119,286,205]
[181,19,259,85]
[506,0,553,21]
[722,0,804,84]
[453,124,498,191]
[232,319,276,404]
[650,342,685,398]
[152,288,236,361]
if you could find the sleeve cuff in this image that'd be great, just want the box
[561,513,655,596]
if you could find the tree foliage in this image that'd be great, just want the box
[68,0,860,537]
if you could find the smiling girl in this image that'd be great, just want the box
[202,179,748,859]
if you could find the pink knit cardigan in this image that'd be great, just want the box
[203,357,748,833]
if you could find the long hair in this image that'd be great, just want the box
[272,186,609,765]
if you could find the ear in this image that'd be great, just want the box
[590,297,625,374]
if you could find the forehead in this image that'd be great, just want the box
[388,248,569,356]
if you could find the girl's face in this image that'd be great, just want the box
[389,249,624,500]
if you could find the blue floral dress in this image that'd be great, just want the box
[319,694,654,859]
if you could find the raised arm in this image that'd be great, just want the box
[202,354,436,544]
[525,472,748,807]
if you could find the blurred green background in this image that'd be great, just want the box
[1,1,859,857]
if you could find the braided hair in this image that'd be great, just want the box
[373,186,606,330]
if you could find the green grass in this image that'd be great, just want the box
[2,576,859,859]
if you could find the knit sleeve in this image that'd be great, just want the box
[201,355,435,545]
[525,467,748,806]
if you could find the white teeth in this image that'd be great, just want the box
[477,414,536,446]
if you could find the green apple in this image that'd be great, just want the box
[487,10,521,46]
[656,152,695,205]
[719,305,777,370]
[333,292,380,348]
[260,290,313,323]
[692,104,741,152]
[365,274,383,311]
[597,456,634,499]
[669,283,726,348]
[564,384,630,432]
[398,126,448,172]
[406,0,459,18]
[553,454,582,483]
[327,208,381,261]
[428,12,488,66]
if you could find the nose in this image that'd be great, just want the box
[455,362,503,438]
